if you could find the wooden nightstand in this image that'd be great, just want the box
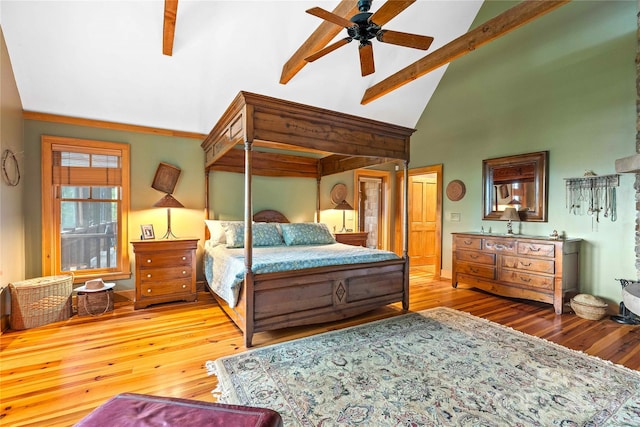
[334,231,368,247]
[131,238,198,309]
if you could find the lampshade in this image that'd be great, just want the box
[153,193,184,208]
[500,206,520,221]
[334,200,353,211]
[334,199,353,233]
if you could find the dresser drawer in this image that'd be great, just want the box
[483,239,516,253]
[499,270,554,291]
[501,256,555,274]
[138,251,191,268]
[139,279,193,298]
[454,236,482,250]
[457,262,495,279]
[517,242,555,258]
[455,250,495,265]
[139,265,192,282]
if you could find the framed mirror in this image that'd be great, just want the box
[482,151,548,222]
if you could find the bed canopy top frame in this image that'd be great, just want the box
[201,91,415,346]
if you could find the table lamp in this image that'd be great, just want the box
[334,200,353,232]
[153,193,184,239]
[500,206,520,235]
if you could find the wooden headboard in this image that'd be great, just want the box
[253,210,290,223]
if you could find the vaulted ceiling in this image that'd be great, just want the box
[0,1,487,134]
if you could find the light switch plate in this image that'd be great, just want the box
[450,212,461,222]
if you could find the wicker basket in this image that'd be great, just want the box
[570,294,608,321]
[9,274,73,329]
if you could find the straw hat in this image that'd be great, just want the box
[75,278,115,293]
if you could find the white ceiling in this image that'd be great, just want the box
[0,1,482,134]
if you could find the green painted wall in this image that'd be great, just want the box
[22,120,349,289]
[411,0,637,303]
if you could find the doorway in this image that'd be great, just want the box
[354,169,391,250]
[395,165,443,279]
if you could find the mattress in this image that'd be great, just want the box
[203,241,401,307]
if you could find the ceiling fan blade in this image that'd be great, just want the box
[305,37,352,62]
[369,0,415,27]
[377,30,433,50]
[280,1,359,84]
[359,42,375,76]
[306,7,355,28]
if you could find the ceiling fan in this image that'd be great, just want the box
[303,0,433,76]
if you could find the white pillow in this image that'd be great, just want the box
[204,220,242,244]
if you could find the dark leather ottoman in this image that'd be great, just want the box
[75,393,283,427]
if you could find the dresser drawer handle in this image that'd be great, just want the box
[146,274,152,278]
[519,262,532,267]
[182,256,186,261]
[519,277,532,283]
[182,270,187,275]
[147,288,152,293]
[470,254,479,259]
[470,267,479,273]
[182,284,186,289]
[527,246,541,252]
[146,259,152,263]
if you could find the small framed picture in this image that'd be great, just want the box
[141,224,155,240]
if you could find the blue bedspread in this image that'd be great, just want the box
[203,242,401,308]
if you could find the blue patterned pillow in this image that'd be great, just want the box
[224,222,284,248]
[280,223,336,246]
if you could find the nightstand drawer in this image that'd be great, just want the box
[139,279,192,298]
[139,266,192,282]
[138,252,191,267]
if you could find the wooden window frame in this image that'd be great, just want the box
[41,135,131,281]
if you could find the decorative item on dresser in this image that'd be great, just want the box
[131,238,198,309]
[334,231,368,247]
[452,232,581,314]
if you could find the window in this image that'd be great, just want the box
[42,136,131,281]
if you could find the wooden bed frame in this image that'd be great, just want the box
[201,92,415,347]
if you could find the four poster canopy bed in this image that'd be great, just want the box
[201,91,415,347]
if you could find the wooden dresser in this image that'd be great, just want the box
[452,232,581,314]
[131,238,198,309]
[334,232,368,247]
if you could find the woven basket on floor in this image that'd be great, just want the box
[570,294,608,321]
[9,274,73,329]
[77,289,114,317]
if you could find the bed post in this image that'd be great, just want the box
[244,140,255,347]
[316,177,321,223]
[402,160,410,310]
[204,169,211,240]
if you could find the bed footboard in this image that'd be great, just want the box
[210,258,408,347]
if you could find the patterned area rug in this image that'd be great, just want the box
[206,307,640,426]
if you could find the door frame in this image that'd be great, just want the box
[353,169,391,250]
[395,164,443,279]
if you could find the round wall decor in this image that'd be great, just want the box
[330,183,347,204]
[446,179,466,201]
[2,149,20,186]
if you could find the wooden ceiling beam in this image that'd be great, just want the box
[361,0,570,104]
[163,0,179,56]
[280,0,360,84]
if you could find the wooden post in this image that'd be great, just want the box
[402,160,410,310]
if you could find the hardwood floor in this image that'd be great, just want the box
[2,269,640,426]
